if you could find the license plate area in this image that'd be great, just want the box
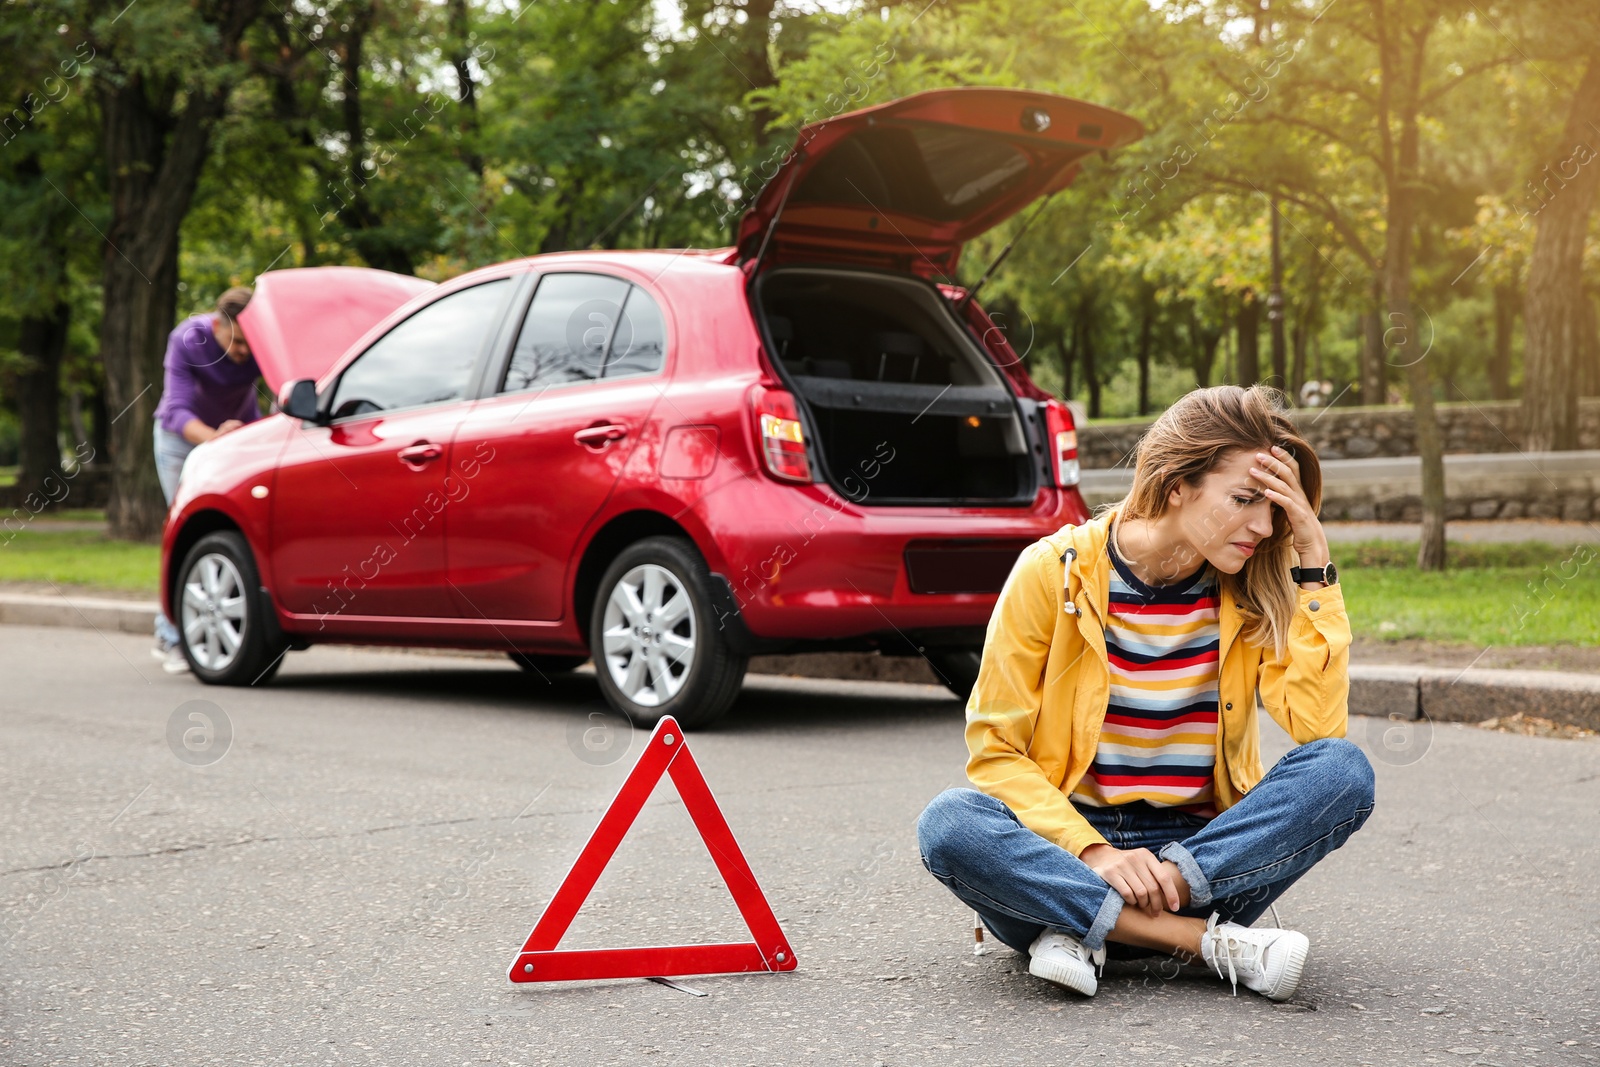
[903,539,1033,594]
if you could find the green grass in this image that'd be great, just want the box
[0,529,160,593]
[0,531,1593,646]
[1337,540,1598,647]
[29,507,106,522]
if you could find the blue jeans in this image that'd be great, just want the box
[153,424,196,648]
[917,737,1375,955]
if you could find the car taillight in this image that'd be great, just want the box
[752,386,812,483]
[1044,399,1079,487]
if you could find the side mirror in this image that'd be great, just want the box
[279,379,322,423]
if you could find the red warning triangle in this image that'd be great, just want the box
[507,716,796,983]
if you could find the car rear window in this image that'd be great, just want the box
[790,124,1033,223]
[500,273,666,394]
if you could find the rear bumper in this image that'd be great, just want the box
[700,477,1085,645]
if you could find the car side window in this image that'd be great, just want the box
[329,280,510,420]
[500,273,667,394]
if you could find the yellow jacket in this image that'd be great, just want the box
[964,505,1352,857]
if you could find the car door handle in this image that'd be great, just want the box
[573,423,628,448]
[398,441,443,467]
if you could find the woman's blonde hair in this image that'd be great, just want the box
[1093,384,1322,659]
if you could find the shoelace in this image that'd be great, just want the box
[1203,913,1264,996]
[1079,939,1108,977]
[1049,933,1106,976]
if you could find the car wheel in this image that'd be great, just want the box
[589,536,747,729]
[177,531,288,686]
[508,652,588,676]
[926,647,983,703]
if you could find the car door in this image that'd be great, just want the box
[269,278,514,622]
[445,272,669,623]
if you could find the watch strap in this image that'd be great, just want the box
[1290,562,1336,584]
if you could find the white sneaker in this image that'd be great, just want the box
[151,643,170,662]
[1028,928,1106,997]
[162,646,191,675]
[1199,913,1309,1001]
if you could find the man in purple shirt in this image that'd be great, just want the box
[151,286,262,672]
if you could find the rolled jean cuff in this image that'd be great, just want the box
[1082,887,1123,951]
[1158,840,1212,909]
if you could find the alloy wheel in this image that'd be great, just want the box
[181,551,248,673]
[600,562,695,707]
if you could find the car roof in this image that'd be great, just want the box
[462,248,744,291]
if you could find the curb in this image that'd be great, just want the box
[1351,665,1600,732]
[0,591,158,635]
[3,592,1595,730]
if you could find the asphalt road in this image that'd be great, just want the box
[2,624,1597,1066]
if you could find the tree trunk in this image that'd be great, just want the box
[1235,290,1260,385]
[1186,309,1219,389]
[1136,286,1154,415]
[1290,319,1306,400]
[738,0,780,146]
[91,386,110,466]
[1490,282,1516,401]
[1055,323,1075,399]
[1291,257,1321,400]
[15,303,69,498]
[1378,2,1446,570]
[1583,292,1600,397]
[1198,331,1219,389]
[1269,198,1288,389]
[1360,301,1385,405]
[100,225,179,541]
[335,3,414,275]
[447,0,483,178]
[1078,293,1101,419]
[1524,51,1600,451]
[97,0,263,541]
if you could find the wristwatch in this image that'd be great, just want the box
[1290,561,1338,585]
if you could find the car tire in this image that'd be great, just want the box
[926,647,983,703]
[176,531,289,686]
[589,536,747,730]
[508,652,588,676]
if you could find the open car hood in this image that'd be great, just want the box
[735,87,1144,277]
[238,266,435,391]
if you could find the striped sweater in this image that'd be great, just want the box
[1072,526,1221,816]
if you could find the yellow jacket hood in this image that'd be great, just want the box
[963,505,1352,856]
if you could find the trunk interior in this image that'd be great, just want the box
[755,268,1036,506]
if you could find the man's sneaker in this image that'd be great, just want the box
[1199,913,1309,1001]
[1027,928,1106,997]
[151,642,171,662]
[162,645,191,675]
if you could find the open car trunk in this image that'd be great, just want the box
[756,267,1036,506]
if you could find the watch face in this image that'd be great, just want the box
[1326,562,1338,584]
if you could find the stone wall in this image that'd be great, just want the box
[1076,451,1600,523]
[1077,398,1600,470]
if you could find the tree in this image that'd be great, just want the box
[0,7,99,499]
[1523,51,1600,450]
[1190,0,1520,570]
[72,0,266,540]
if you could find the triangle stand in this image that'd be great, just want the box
[507,716,797,983]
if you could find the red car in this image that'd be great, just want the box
[162,87,1143,725]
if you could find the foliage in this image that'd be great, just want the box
[0,0,1594,461]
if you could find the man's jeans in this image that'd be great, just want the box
[152,425,195,649]
[917,737,1375,954]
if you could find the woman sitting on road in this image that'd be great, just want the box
[917,384,1374,1002]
